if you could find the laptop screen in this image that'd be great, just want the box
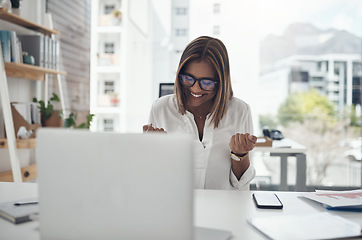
[37,129,193,240]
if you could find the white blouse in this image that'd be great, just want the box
[148,94,255,190]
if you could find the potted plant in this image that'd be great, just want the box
[112,9,122,19]
[10,0,20,15]
[111,9,122,25]
[33,93,63,127]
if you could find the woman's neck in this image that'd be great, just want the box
[186,101,213,119]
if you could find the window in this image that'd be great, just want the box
[104,4,115,14]
[159,83,174,97]
[104,80,115,94]
[213,25,220,35]
[103,119,114,132]
[175,29,187,36]
[290,70,309,82]
[104,4,115,15]
[213,3,220,14]
[104,42,115,54]
[257,1,361,190]
[175,7,187,15]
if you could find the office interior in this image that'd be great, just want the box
[0,0,362,190]
[1,0,359,190]
[0,0,361,239]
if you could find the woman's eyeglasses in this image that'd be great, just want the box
[179,73,218,91]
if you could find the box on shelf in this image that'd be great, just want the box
[41,110,63,127]
[4,104,41,139]
[255,137,273,147]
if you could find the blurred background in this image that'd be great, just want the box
[88,0,361,190]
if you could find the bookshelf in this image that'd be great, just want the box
[0,8,58,36]
[0,8,66,182]
[5,62,65,81]
[0,138,36,149]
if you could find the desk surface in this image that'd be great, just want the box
[254,138,307,153]
[0,183,361,240]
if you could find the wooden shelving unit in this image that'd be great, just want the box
[0,138,36,149]
[5,62,66,81]
[0,164,37,182]
[0,8,58,36]
[0,8,65,183]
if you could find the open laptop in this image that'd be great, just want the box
[36,129,231,240]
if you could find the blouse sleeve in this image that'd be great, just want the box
[229,101,256,190]
[148,99,160,128]
[230,165,256,190]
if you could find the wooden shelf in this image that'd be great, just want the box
[0,8,58,36]
[5,62,66,81]
[0,164,37,182]
[0,7,64,183]
[0,138,36,149]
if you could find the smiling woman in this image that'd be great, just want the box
[142,36,257,190]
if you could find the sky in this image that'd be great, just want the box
[256,0,362,40]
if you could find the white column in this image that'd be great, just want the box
[338,63,345,114]
[346,60,353,106]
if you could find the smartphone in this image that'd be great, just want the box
[252,192,283,209]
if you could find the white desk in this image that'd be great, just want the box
[1,183,361,240]
[254,138,307,191]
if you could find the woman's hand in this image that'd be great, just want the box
[142,123,167,133]
[229,133,257,155]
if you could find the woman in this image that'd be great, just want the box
[143,36,256,190]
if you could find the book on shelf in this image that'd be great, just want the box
[43,35,48,68]
[18,34,58,70]
[0,30,23,63]
[0,198,39,224]
[54,39,58,70]
[10,31,21,63]
[48,36,53,69]
[17,38,23,63]
[0,30,11,62]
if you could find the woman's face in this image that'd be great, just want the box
[182,60,218,108]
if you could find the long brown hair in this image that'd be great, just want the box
[174,36,233,128]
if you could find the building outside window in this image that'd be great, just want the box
[104,80,115,94]
[176,28,187,36]
[213,25,220,35]
[103,118,114,131]
[104,42,115,54]
[91,0,124,132]
[175,7,187,15]
[104,4,115,14]
[213,3,220,14]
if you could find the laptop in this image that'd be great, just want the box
[36,129,231,240]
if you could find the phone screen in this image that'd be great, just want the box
[252,192,283,209]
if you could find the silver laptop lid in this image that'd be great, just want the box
[37,129,193,240]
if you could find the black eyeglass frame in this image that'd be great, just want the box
[178,73,219,91]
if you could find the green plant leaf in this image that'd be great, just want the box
[50,93,60,102]
[64,113,77,128]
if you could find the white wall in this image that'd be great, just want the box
[124,0,188,132]
[189,0,260,134]
[124,0,153,132]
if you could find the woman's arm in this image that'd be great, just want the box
[229,133,256,180]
